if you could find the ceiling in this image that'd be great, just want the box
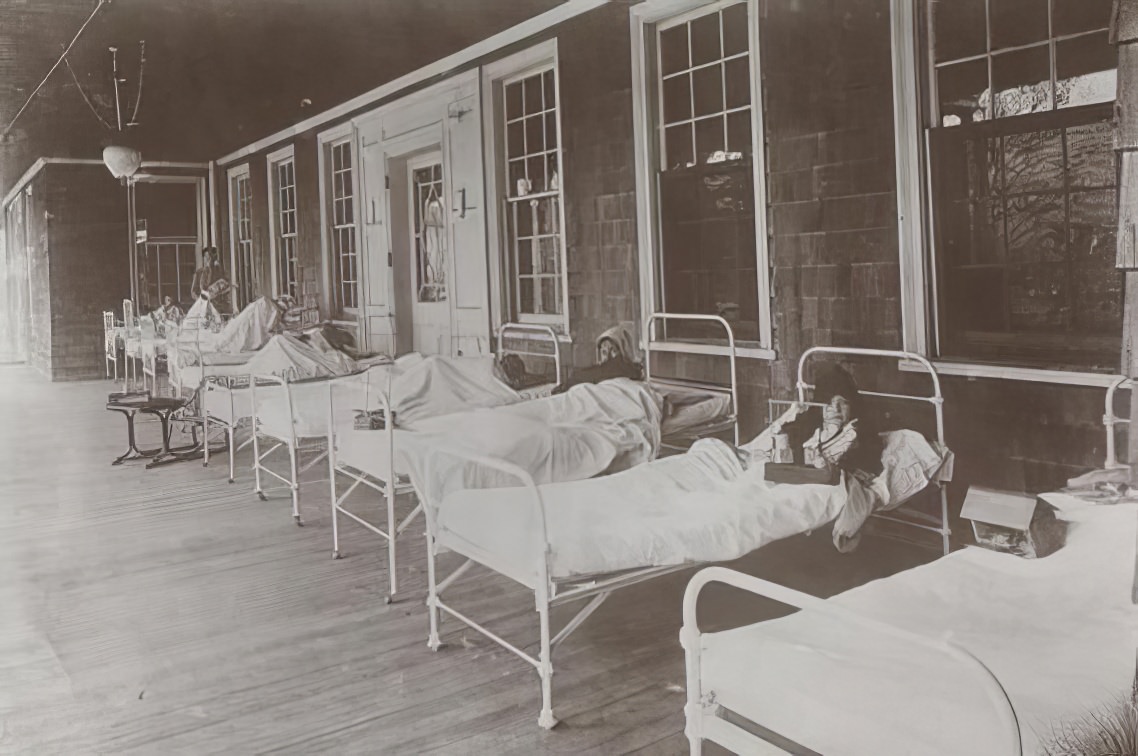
[0,0,568,197]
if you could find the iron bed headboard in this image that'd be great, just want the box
[643,312,740,447]
[1103,376,1134,470]
[497,322,564,388]
[793,347,950,555]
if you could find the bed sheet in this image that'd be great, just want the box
[345,379,662,503]
[256,355,520,441]
[435,438,845,582]
[700,499,1138,755]
[656,384,733,439]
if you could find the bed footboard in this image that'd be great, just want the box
[680,566,1022,755]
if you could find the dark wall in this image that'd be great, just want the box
[557,3,640,366]
[44,163,130,380]
[760,0,1108,505]
[25,172,52,377]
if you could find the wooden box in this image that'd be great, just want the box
[961,487,1067,558]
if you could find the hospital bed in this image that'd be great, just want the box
[645,313,739,449]
[409,347,951,729]
[681,496,1137,755]
[326,366,663,603]
[496,322,564,399]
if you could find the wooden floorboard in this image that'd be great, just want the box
[0,365,933,753]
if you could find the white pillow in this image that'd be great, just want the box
[878,429,953,509]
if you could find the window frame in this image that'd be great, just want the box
[891,0,1123,385]
[630,0,774,359]
[266,145,299,300]
[227,163,255,310]
[317,123,362,321]
[481,40,571,333]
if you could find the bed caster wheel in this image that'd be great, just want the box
[332,550,342,560]
[228,479,234,484]
[294,516,304,527]
[427,637,443,652]
[203,461,209,468]
[257,492,267,501]
[538,711,558,730]
[384,595,393,605]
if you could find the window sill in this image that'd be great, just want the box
[899,358,1122,388]
[647,340,776,360]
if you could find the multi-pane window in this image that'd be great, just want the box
[412,161,447,303]
[652,1,759,343]
[925,0,1119,370]
[503,66,566,322]
[273,158,299,299]
[329,140,358,311]
[143,241,197,307]
[231,173,255,308]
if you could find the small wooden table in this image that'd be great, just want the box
[106,396,193,466]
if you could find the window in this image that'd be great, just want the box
[328,139,359,312]
[633,0,771,350]
[142,240,196,306]
[919,0,1119,371]
[411,158,447,303]
[228,166,255,309]
[500,65,567,325]
[269,153,299,299]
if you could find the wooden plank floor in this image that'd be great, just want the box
[0,366,933,753]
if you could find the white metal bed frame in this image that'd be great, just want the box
[1103,376,1135,470]
[789,346,951,556]
[419,346,950,729]
[644,312,740,449]
[679,566,1022,755]
[326,368,419,602]
[496,322,564,398]
[324,324,569,602]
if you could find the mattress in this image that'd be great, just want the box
[699,498,1138,755]
[434,438,846,583]
[256,355,521,442]
[656,384,733,440]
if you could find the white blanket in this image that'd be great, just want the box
[259,354,518,441]
[435,438,846,581]
[209,297,280,353]
[700,499,1138,755]
[340,378,662,498]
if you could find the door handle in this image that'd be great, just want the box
[454,188,478,219]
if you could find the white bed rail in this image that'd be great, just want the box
[797,346,950,555]
[498,322,564,388]
[419,446,560,728]
[680,566,1022,755]
[1104,376,1135,470]
[644,312,739,446]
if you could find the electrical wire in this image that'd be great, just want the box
[128,39,145,126]
[61,48,113,131]
[2,0,110,139]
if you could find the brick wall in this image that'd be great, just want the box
[557,4,640,367]
[43,163,130,380]
[25,171,52,377]
[761,0,1108,503]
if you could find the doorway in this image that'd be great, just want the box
[405,151,451,355]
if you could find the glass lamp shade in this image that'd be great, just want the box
[103,145,143,179]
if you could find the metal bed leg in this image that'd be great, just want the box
[537,592,558,730]
[330,469,342,560]
[227,425,236,483]
[385,485,397,603]
[940,486,951,556]
[252,426,266,501]
[426,528,443,651]
[289,441,303,526]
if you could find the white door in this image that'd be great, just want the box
[407,152,451,355]
[358,131,395,354]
